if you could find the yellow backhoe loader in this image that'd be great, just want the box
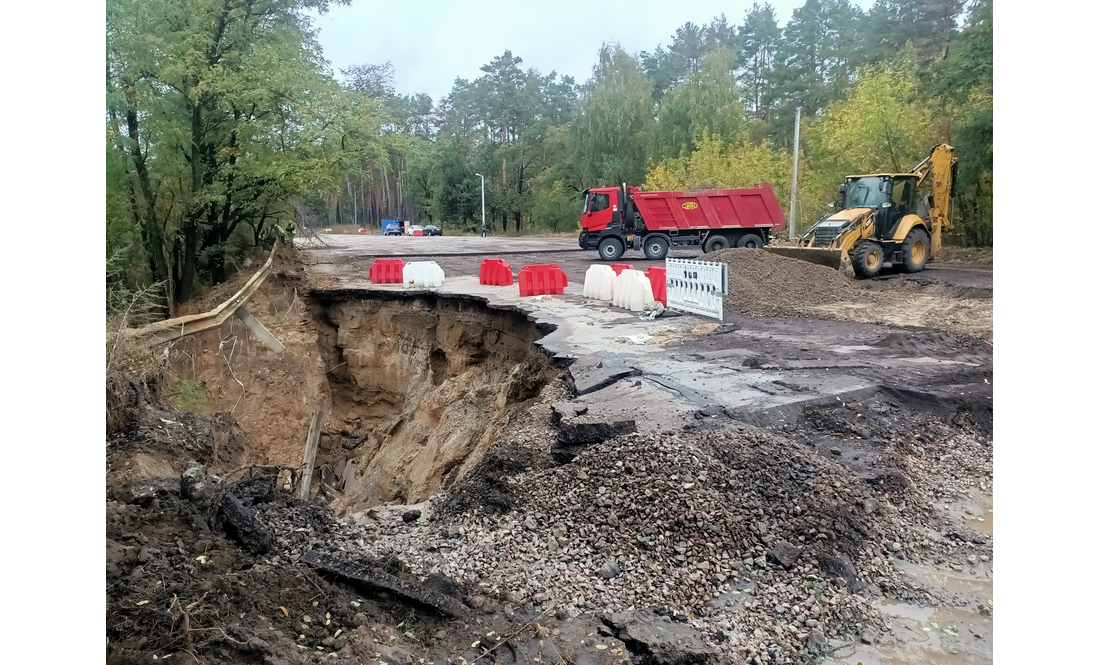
[766,144,958,278]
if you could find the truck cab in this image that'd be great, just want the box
[580,187,633,235]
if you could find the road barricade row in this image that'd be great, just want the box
[584,264,668,310]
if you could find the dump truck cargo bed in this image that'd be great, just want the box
[633,184,785,232]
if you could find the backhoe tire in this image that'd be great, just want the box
[737,233,764,249]
[598,237,625,261]
[900,228,931,273]
[643,235,670,260]
[703,234,730,253]
[852,240,885,278]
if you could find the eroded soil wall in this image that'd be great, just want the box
[309,291,552,510]
[164,287,553,512]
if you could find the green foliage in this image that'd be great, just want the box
[738,3,782,120]
[107,246,166,325]
[812,46,934,175]
[106,0,364,308]
[532,178,582,233]
[571,45,655,188]
[105,0,993,278]
[650,49,746,162]
[645,133,798,222]
[167,380,210,414]
[931,0,993,246]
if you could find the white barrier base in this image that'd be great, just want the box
[403,261,445,288]
[612,269,655,312]
[582,265,615,301]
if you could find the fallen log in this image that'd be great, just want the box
[300,551,470,618]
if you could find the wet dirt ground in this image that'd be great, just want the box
[291,234,993,664]
[107,235,992,664]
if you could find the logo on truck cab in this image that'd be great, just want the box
[681,202,699,210]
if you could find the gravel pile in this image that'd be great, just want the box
[244,381,993,664]
[707,248,861,317]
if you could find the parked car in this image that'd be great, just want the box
[383,222,402,236]
[423,225,443,236]
[407,225,424,236]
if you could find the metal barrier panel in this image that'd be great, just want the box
[665,258,727,320]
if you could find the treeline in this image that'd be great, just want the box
[107,0,992,312]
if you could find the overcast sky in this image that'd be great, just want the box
[313,0,876,101]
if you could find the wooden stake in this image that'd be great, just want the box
[300,410,324,500]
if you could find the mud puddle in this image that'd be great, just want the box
[943,492,993,537]
[825,600,992,664]
[826,552,993,665]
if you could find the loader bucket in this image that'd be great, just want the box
[764,246,854,277]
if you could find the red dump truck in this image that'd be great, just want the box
[577,183,786,260]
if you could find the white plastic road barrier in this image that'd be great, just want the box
[665,258,727,320]
[582,264,616,301]
[612,269,655,312]
[403,261,445,288]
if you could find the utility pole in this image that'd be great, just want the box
[475,173,486,237]
[789,103,801,242]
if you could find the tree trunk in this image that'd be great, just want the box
[123,87,173,313]
[178,101,204,304]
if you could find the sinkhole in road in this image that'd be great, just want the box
[307,290,556,511]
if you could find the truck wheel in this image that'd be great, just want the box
[598,237,625,261]
[736,233,764,249]
[900,228,930,273]
[643,236,669,260]
[852,241,885,278]
[703,234,729,253]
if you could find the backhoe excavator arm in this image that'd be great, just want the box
[909,144,957,251]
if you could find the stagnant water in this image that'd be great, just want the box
[826,496,993,665]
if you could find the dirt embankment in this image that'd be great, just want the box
[310,291,553,512]
[156,261,555,516]
[107,245,992,665]
[708,248,993,342]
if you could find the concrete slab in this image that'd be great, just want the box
[303,245,987,427]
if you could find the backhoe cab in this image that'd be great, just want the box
[766,144,958,278]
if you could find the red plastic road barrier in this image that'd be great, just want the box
[479,258,514,285]
[369,259,406,284]
[412,229,423,236]
[645,267,668,306]
[358,228,368,234]
[518,264,568,296]
[611,263,635,275]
